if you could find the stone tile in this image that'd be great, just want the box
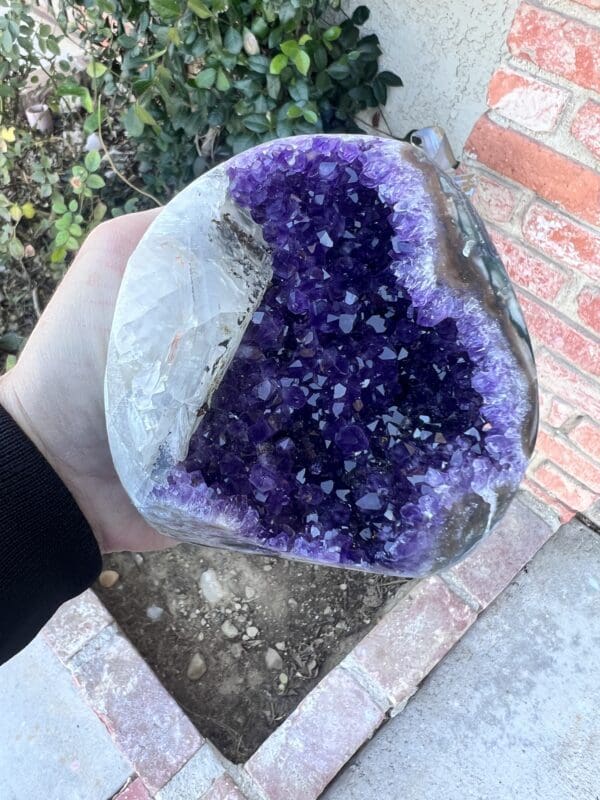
[447,495,554,607]
[42,589,113,662]
[115,778,152,800]
[352,577,476,706]
[323,520,600,800]
[246,667,384,800]
[69,626,203,793]
[155,744,224,800]
[200,774,247,800]
[0,635,131,800]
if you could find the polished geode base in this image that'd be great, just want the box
[105,135,538,577]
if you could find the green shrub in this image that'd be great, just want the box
[0,0,401,346]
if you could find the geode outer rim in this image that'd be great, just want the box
[105,134,538,577]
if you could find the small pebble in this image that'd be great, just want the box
[133,554,144,566]
[244,587,256,600]
[146,605,163,621]
[288,598,298,609]
[198,632,205,641]
[275,641,286,651]
[186,653,207,681]
[279,672,288,685]
[263,565,272,572]
[99,570,119,588]
[230,643,243,659]
[265,647,283,671]
[221,620,239,639]
[199,569,227,606]
[246,626,259,638]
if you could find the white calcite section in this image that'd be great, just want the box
[105,164,272,515]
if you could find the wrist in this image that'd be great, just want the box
[0,370,107,551]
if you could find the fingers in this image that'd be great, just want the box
[76,207,164,273]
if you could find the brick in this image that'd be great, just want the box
[43,589,113,663]
[472,173,520,223]
[246,668,384,800]
[517,293,600,376]
[448,496,554,607]
[531,460,598,511]
[69,627,203,793]
[573,0,600,10]
[539,390,575,428]
[508,3,600,93]
[351,577,476,706]
[537,350,600,420]
[155,745,224,800]
[522,203,600,283]
[466,117,600,227]
[115,779,152,800]
[570,417,600,461]
[571,100,600,160]
[200,775,247,800]
[577,285,600,335]
[487,67,568,132]
[490,231,567,302]
[536,427,600,492]
[521,478,574,523]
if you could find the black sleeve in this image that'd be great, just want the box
[0,406,102,664]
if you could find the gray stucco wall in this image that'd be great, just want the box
[345,0,520,154]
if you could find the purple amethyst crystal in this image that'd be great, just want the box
[107,135,538,577]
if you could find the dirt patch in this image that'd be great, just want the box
[96,545,407,763]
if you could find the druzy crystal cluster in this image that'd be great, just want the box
[105,135,538,577]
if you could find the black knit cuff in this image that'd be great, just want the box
[0,405,102,664]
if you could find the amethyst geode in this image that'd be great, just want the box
[105,135,538,577]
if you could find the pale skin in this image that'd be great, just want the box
[0,209,174,554]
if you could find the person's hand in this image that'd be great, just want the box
[0,210,173,553]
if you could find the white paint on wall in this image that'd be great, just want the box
[345,0,521,154]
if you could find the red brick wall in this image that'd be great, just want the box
[462,0,600,519]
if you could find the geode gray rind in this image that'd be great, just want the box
[105,135,538,577]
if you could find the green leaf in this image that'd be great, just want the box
[39,23,52,38]
[8,237,23,259]
[50,247,66,263]
[215,68,230,91]
[378,70,403,87]
[230,132,256,154]
[123,105,144,137]
[251,16,268,39]
[323,26,342,42]
[327,60,350,81]
[86,62,107,79]
[298,34,312,45]
[5,354,17,371]
[293,49,310,76]
[286,104,303,119]
[266,73,281,99]
[134,102,160,130]
[188,0,212,18]
[66,236,80,250]
[56,81,93,113]
[313,44,327,72]
[69,223,83,236]
[269,53,288,75]
[55,229,69,247]
[302,108,318,125]
[280,39,299,57]
[2,29,13,52]
[352,5,370,25]
[93,202,107,222]
[117,34,138,49]
[86,174,105,189]
[372,77,387,105]
[149,0,181,20]
[51,198,67,214]
[224,27,243,54]
[247,54,269,74]
[243,113,270,133]
[195,67,216,88]
[84,150,101,172]
[68,200,78,212]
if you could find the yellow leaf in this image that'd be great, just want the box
[0,126,16,143]
[9,205,22,222]
[21,202,36,219]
